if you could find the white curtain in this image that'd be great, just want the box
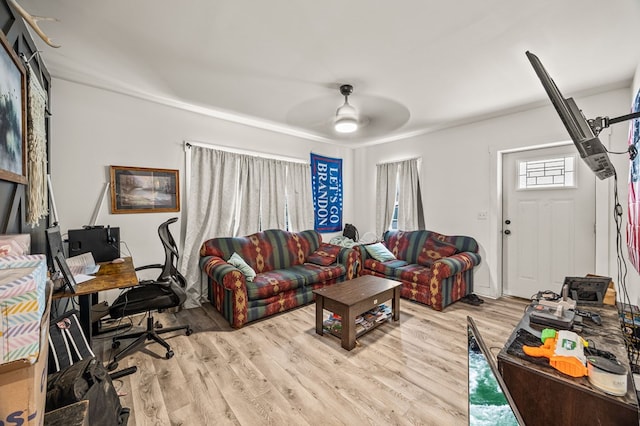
[376,158,424,236]
[259,159,287,230]
[286,162,314,231]
[397,158,425,230]
[180,145,313,307]
[236,155,262,236]
[376,162,398,237]
[181,148,240,308]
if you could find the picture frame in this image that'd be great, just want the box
[0,31,27,185]
[110,166,180,214]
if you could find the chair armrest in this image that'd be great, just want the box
[335,246,359,280]
[431,252,481,278]
[135,264,164,272]
[354,244,369,261]
[200,255,246,290]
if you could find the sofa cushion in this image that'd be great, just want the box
[246,264,345,301]
[365,242,396,262]
[393,263,431,284]
[227,252,256,282]
[417,238,458,267]
[307,243,340,266]
[363,258,408,277]
[200,229,321,274]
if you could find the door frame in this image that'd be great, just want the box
[490,135,611,299]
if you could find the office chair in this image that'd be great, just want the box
[107,217,192,371]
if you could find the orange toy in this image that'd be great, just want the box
[523,328,588,378]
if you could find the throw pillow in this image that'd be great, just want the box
[307,244,341,266]
[365,242,396,262]
[417,238,458,267]
[227,252,256,282]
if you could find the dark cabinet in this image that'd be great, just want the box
[497,305,639,426]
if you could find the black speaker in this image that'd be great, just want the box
[68,227,120,262]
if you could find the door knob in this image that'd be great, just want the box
[504,229,511,235]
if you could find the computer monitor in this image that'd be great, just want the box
[468,316,524,425]
[45,225,65,272]
[68,226,120,263]
[525,51,615,180]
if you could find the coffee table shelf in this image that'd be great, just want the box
[323,304,392,341]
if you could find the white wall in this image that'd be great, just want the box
[355,87,637,302]
[50,79,353,284]
[51,77,640,306]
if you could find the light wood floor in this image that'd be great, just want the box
[94,295,529,426]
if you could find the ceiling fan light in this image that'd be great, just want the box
[335,100,358,133]
[334,84,358,133]
[335,116,358,133]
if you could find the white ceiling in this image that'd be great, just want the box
[17,0,640,146]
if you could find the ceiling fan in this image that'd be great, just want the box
[286,83,410,140]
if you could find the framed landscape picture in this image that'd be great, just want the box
[110,166,180,214]
[0,31,27,184]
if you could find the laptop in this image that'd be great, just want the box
[467,316,525,425]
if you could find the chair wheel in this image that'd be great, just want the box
[185,328,193,336]
[154,321,163,329]
[107,361,118,371]
[112,341,121,349]
[166,350,174,359]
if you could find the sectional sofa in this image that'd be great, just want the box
[200,229,358,328]
[356,229,481,310]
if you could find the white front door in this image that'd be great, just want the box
[502,145,596,299]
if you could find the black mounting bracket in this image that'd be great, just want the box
[588,111,640,136]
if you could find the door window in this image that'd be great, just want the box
[518,156,575,190]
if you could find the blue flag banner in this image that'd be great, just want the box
[310,153,343,233]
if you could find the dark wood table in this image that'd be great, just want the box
[313,275,401,350]
[52,257,139,343]
[497,304,639,426]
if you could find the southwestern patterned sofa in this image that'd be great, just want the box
[356,229,481,311]
[200,229,358,328]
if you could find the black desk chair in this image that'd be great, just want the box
[107,217,192,371]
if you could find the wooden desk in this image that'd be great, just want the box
[52,257,138,343]
[497,305,639,426]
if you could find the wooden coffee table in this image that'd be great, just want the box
[313,275,401,350]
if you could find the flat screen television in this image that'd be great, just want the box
[526,51,615,180]
[468,316,524,425]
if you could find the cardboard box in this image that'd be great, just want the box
[0,285,51,426]
[604,281,616,305]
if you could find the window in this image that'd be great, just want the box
[389,172,400,230]
[518,156,575,189]
[391,200,399,230]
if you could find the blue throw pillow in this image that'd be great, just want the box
[227,252,256,282]
[365,242,396,262]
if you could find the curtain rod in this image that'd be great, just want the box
[377,156,422,166]
[184,140,308,164]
